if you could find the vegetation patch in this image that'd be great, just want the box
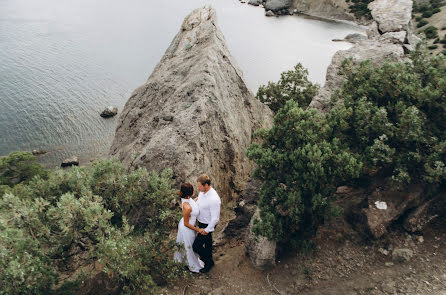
[346,0,373,20]
[0,155,185,294]
[251,47,446,246]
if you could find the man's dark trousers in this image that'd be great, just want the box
[193,222,214,266]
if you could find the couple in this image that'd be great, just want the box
[174,174,221,273]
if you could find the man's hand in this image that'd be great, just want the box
[198,228,208,235]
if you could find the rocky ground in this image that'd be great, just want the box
[163,207,446,295]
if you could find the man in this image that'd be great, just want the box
[193,174,221,273]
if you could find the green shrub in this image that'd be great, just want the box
[247,101,362,243]
[432,7,441,13]
[425,26,439,39]
[349,0,373,19]
[256,63,319,113]
[428,45,439,50]
[415,16,423,22]
[422,10,433,18]
[0,159,184,295]
[329,49,446,188]
[0,151,47,189]
[417,20,429,28]
[248,47,446,246]
[417,3,430,13]
[440,38,446,44]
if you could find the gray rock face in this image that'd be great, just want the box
[368,0,412,33]
[246,208,276,270]
[291,0,355,21]
[109,6,272,202]
[264,0,292,12]
[309,39,405,112]
[309,0,416,113]
[380,31,407,43]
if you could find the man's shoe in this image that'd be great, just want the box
[199,262,214,273]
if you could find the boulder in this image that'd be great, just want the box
[403,192,446,232]
[265,10,275,16]
[368,0,412,33]
[32,149,48,156]
[61,156,79,167]
[344,33,368,43]
[349,184,425,239]
[291,0,355,22]
[246,208,276,270]
[264,0,292,12]
[380,31,406,44]
[392,248,414,263]
[100,106,118,118]
[109,6,273,202]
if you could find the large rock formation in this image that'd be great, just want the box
[309,0,417,112]
[292,0,355,21]
[368,0,413,33]
[110,6,272,202]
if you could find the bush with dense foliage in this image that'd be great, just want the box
[250,48,446,245]
[347,0,373,20]
[0,151,48,195]
[329,49,446,188]
[0,155,184,295]
[424,26,439,39]
[247,101,362,243]
[255,63,319,114]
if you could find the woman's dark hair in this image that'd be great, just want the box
[178,183,194,199]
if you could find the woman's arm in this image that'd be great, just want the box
[182,203,200,232]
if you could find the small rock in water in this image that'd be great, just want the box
[32,149,48,156]
[100,106,118,118]
[61,156,79,168]
[265,10,275,16]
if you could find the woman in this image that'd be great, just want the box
[174,183,204,272]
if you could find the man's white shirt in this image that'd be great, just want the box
[196,187,221,233]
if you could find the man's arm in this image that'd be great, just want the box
[205,195,221,233]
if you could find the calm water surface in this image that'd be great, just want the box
[0,0,365,166]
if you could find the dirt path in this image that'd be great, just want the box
[163,216,446,295]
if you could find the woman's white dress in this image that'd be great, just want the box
[174,198,204,272]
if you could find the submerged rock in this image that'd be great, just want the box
[110,6,272,202]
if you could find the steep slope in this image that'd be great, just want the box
[110,6,272,201]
